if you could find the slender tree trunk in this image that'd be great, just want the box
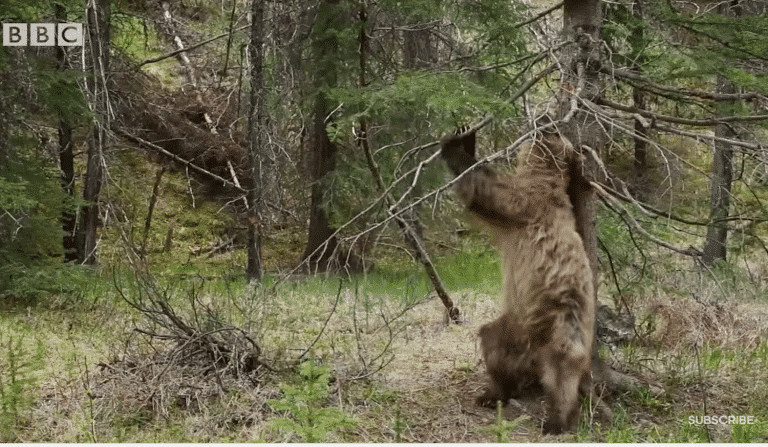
[56,3,78,262]
[300,1,343,272]
[702,1,740,265]
[142,167,165,255]
[301,92,339,272]
[627,1,649,200]
[245,0,266,282]
[557,0,604,299]
[78,0,110,265]
[555,0,608,378]
[59,117,77,261]
[629,85,648,198]
[703,76,735,265]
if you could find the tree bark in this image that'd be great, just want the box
[557,0,604,299]
[702,1,740,265]
[626,0,649,200]
[703,76,735,265]
[629,85,649,199]
[404,28,436,69]
[78,0,110,265]
[300,1,343,273]
[301,92,340,272]
[555,0,608,378]
[246,0,266,282]
[55,3,78,263]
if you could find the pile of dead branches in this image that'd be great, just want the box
[113,269,271,389]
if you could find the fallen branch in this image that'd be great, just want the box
[115,128,245,193]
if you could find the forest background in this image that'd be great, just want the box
[1,0,768,442]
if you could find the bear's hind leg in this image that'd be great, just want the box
[476,314,533,407]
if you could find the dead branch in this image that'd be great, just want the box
[596,97,768,127]
[592,181,703,257]
[654,123,766,154]
[299,279,343,360]
[115,128,246,193]
[113,268,272,376]
[359,116,461,323]
[602,66,768,102]
[139,25,250,66]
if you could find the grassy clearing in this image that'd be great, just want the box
[1,244,767,442]
[2,145,767,441]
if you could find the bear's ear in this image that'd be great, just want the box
[440,130,478,176]
[460,129,476,158]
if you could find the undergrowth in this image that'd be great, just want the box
[0,329,45,442]
[0,241,766,442]
[267,360,356,442]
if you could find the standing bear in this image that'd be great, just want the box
[440,129,595,434]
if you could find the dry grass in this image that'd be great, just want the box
[4,262,767,442]
[644,294,768,350]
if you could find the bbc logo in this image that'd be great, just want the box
[3,23,83,46]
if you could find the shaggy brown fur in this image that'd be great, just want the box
[441,130,595,435]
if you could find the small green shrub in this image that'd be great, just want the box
[268,360,356,442]
[600,405,639,442]
[0,330,45,442]
[487,403,528,442]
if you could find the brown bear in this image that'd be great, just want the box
[441,129,594,435]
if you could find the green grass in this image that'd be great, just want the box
[267,360,356,442]
[2,181,768,444]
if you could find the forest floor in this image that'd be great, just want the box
[2,259,768,442]
[2,147,768,442]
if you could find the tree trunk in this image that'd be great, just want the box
[404,28,436,69]
[245,0,266,282]
[300,1,343,273]
[627,1,649,200]
[628,85,649,199]
[78,0,110,265]
[702,1,740,265]
[301,92,340,272]
[56,3,78,263]
[142,167,165,255]
[703,76,735,265]
[555,0,608,379]
[557,0,604,299]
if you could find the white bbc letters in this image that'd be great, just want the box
[3,23,28,46]
[58,23,83,46]
[31,23,55,46]
[3,23,83,46]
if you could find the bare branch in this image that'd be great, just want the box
[592,181,703,257]
[602,66,768,102]
[115,128,246,193]
[139,25,250,66]
[512,1,564,30]
[596,97,768,127]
